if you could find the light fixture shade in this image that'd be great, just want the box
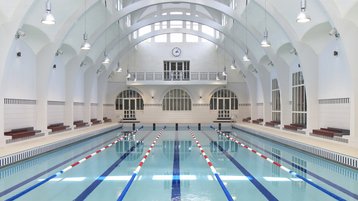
[215,74,220,81]
[41,12,56,25]
[102,56,111,64]
[243,54,250,62]
[296,11,311,23]
[117,67,122,73]
[222,71,227,76]
[81,40,91,50]
[81,33,91,50]
[230,60,237,70]
[261,38,271,47]
[41,1,55,25]
[126,72,131,79]
[261,30,271,47]
[102,51,111,64]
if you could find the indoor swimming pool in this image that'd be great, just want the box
[0,125,357,201]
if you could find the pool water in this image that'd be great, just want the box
[0,126,357,201]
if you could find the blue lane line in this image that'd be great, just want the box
[214,173,234,201]
[290,172,346,201]
[203,131,279,201]
[171,131,181,200]
[117,173,137,201]
[229,129,357,200]
[74,131,151,201]
[0,132,122,198]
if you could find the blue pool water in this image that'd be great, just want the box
[0,125,357,201]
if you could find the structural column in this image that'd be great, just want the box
[64,59,81,130]
[0,93,5,147]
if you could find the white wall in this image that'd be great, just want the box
[316,41,351,129]
[4,103,36,131]
[48,57,65,101]
[103,105,115,120]
[74,104,84,121]
[319,102,350,129]
[91,104,97,119]
[47,104,65,125]
[128,42,227,73]
[74,70,85,102]
[3,40,36,99]
[318,41,351,98]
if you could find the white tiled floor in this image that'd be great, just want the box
[0,123,121,158]
[235,123,358,158]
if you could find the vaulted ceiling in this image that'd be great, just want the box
[0,0,357,80]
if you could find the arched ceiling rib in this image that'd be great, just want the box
[3,0,357,82]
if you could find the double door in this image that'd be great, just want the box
[123,99,136,119]
[217,98,230,119]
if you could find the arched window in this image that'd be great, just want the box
[210,89,238,110]
[115,90,144,110]
[162,89,191,111]
[272,79,281,122]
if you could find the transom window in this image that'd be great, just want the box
[162,89,192,111]
[115,90,144,110]
[210,89,238,110]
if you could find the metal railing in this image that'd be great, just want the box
[127,71,227,82]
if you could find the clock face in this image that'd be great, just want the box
[172,47,181,57]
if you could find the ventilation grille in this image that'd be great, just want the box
[319,98,350,104]
[4,98,36,105]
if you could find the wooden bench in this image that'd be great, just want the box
[312,129,335,138]
[284,124,305,131]
[74,120,88,128]
[48,123,69,132]
[325,127,350,135]
[4,127,40,139]
[103,117,112,123]
[242,117,251,122]
[91,119,101,125]
[265,121,280,127]
[252,119,263,124]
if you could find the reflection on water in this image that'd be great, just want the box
[115,132,144,161]
[209,132,239,161]
[163,140,192,160]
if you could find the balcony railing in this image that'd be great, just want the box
[127,71,227,84]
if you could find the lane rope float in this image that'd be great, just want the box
[189,129,234,201]
[117,127,165,201]
[211,127,346,201]
[6,127,143,201]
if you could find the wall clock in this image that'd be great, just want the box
[172,47,181,57]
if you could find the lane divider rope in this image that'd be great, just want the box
[229,129,358,200]
[189,129,234,201]
[1,128,124,197]
[6,127,143,201]
[211,127,346,201]
[117,128,165,201]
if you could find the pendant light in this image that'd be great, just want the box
[222,66,227,77]
[102,0,111,64]
[126,70,131,79]
[230,59,237,70]
[81,0,91,50]
[243,0,250,62]
[296,0,311,23]
[41,0,56,25]
[231,19,237,70]
[261,0,271,48]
